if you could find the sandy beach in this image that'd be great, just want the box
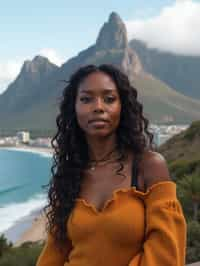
[13,208,48,247]
[0,144,53,246]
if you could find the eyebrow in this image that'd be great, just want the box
[80,88,116,94]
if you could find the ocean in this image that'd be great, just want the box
[0,147,52,242]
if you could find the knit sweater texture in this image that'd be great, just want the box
[36,181,187,266]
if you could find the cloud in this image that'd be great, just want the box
[38,48,64,66]
[0,61,21,95]
[176,0,191,2]
[125,0,200,55]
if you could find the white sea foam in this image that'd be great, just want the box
[0,193,47,233]
[0,146,52,158]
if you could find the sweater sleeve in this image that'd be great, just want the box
[128,181,187,266]
[36,231,73,266]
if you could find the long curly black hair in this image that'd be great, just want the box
[43,64,155,248]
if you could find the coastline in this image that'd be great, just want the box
[13,208,47,247]
[0,144,53,157]
[4,207,47,247]
[0,144,52,246]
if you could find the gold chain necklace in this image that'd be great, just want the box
[88,146,119,171]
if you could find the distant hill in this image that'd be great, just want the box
[129,39,200,100]
[0,56,58,114]
[0,12,200,133]
[158,120,200,179]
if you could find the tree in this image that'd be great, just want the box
[0,234,12,257]
[186,220,200,264]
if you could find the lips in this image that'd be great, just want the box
[89,118,109,123]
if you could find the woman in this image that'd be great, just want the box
[36,64,187,266]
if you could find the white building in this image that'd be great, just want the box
[16,131,30,144]
[30,137,51,148]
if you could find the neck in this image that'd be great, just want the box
[86,134,118,161]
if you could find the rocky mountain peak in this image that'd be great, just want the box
[109,12,122,24]
[32,55,50,64]
[21,55,57,77]
[95,12,128,50]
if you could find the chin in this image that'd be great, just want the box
[88,129,111,137]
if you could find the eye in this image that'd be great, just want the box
[104,96,116,103]
[80,96,92,103]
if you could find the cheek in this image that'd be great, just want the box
[110,104,121,126]
[75,104,89,128]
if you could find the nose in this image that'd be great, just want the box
[93,98,104,113]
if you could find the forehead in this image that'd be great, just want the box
[77,71,118,94]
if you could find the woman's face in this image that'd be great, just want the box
[75,71,122,138]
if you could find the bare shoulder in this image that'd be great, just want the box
[139,150,172,190]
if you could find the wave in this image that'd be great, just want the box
[0,193,47,233]
[0,184,27,196]
[0,147,52,158]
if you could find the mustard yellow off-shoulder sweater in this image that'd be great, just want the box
[36,181,187,266]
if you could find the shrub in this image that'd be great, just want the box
[186,220,200,264]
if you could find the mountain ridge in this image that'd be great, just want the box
[0,12,200,131]
[129,39,200,99]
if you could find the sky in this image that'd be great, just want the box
[0,0,199,94]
